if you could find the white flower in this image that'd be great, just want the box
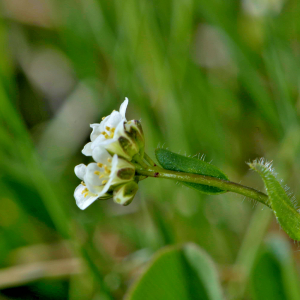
[74,183,111,210]
[74,147,135,210]
[82,98,140,160]
[74,162,111,210]
[82,98,128,153]
[90,98,128,142]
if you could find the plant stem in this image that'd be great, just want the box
[144,152,157,166]
[133,154,149,169]
[134,164,270,208]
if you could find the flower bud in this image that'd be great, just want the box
[125,120,145,156]
[113,181,139,206]
[108,126,139,160]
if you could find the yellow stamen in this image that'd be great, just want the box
[99,174,104,179]
[111,128,115,133]
[104,133,109,139]
[84,192,89,198]
[97,163,103,167]
[94,171,100,175]
[102,116,106,120]
[110,132,114,138]
[101,131,106,135]
[105,126,110,131]
[107,158,112,163]
[102,180,108,184]
[81,188,88,194]
[105,169,111,174]
[81,181,86,186]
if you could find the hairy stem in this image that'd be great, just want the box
[134,164,270,208]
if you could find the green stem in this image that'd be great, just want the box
[133,154,149,169]
[134,164,270,208]
[144,152,156,166]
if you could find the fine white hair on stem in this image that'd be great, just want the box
[248,157,297,210]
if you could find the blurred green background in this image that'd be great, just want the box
[1,0,300,299]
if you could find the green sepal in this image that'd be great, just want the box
[117,167,135,180]
[97,192,113,201]
[118,135,139,159]
[249,159,300,241]
[155,149,228,194]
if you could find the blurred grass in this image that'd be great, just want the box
[1,0,300,299]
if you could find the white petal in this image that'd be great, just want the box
[82,142,93,156]
[111,154,119,173]
[90,124,101,142]
[109,154,121,185]
[119,97,128,120]
[113,121,126,139]
[90,134,106,149]
[84,163,105,191]
[104,111,123,128]
[100,137,118,146]
[74,184,100,210]
[92,146,112,163]
[74,164,86,180]
[90,154,117,195]
[101,175,114,195]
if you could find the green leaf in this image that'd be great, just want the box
[249,159,300,241]
[125,243,224,300]
[183,244,224,300]
[155,149,228,194]
[267,236,300,300]
[250,235,300,300]
[251,247,287,300]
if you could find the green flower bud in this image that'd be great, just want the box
[116,131,139,160]
[113,181,139,206]
[125,120,145,157]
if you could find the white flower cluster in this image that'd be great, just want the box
[74,98,143,209]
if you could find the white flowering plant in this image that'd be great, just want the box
[74,98,142,209]
[75,98,300,242]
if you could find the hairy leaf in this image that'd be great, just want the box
[155,149,228,194]
[249,159,300,241]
